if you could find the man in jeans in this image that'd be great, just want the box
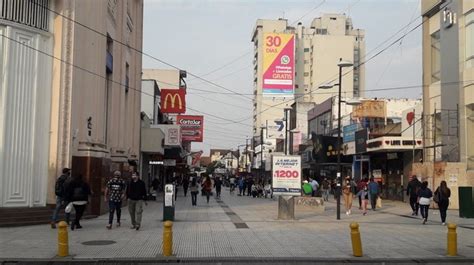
[126,172,147,230]
[368,177,379,210]
[105,171,126,229]
[51,168,71,228]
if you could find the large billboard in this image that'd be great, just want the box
[272,155,301,196]
[262,33,295,96]
[161,89,186,113]
[177,115,203,142]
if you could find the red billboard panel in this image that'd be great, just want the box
[161,89,186,113]
[177,115,203,142]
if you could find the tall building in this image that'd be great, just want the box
[418,0,474,208]
[0,0,144,216]
[251,15,365,154]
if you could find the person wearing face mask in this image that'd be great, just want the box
[357,184,370,215]
[126,171,147,230]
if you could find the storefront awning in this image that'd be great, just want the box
[367,136,422,153]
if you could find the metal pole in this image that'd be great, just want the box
[260,127,264,179]
[245,139,248,172]
[412,108,416,166]
[336,60,342,221]
[285,109,289,155]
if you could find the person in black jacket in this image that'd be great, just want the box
[126,171,147,230]
[65,174,91,230]
[417,181,433,225]
[406,175,421,216]
[434,181,451,225]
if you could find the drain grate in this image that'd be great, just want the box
[234,223,249,229]
[82,240,116,246]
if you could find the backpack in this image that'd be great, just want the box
[55,175,67,197]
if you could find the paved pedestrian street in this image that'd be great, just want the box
[1,189,474,264]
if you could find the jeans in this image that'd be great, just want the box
[52,196,70,223]
[73,204,86,226]
[420,204,429,220]
[409,196,419,214]
[322,190,329,201]
[205,190,211,203]
[183,186,188,197]
[370,194,378,210]
[191,191,198,206]
[438,200,449,223]
[108,201,122,225]
[128,200,144,227]
[216,188,221,198]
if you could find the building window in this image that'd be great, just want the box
[304,48,310,52]
[125,62,130,94]
[431,31,441,83]
[304,60,309,64]
[304,72,309,77]
[466,10,474,68]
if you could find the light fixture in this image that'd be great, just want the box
[337,60,354,68]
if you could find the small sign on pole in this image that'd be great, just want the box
[272,155,302,196]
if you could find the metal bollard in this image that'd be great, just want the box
[350,222,363,257]
[447,223,457,256]
[163,221,173,256]
[57,221,69,257]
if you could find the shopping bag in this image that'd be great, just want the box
[65,202,74,213]
[376,197,382,208]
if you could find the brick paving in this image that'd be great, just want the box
[1,188,474,261]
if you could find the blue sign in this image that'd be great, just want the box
[343,124,361,143]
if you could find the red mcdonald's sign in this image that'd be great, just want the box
[161,89,186,113]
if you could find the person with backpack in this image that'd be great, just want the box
[368,177,379,210]
[105,170,126,229]
[406,175,422,216]
[51,168,71,228]
[417,181,433,225]
[64,174,91,230]
[434,180,451,225]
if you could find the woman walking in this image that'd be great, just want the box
[342,176,355,215]
[190,178,199,206]
[434,181,451,225]
[202,176,213,204]
[65,174,91,230]
[417,181,433,224]
[357,184,369,215]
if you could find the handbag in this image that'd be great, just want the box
[65,202,74,213]
[376,197,382,208]
[433,192,440,203]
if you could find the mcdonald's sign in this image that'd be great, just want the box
[161,89,186,113]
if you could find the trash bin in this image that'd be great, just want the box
[458,187,474,218]
[163,184,175,221]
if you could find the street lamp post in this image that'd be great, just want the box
[260,126,266,179]
[283,107,292,155]
[319,58,354,220]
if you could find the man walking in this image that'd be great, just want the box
[214,176,223,199]
[368,177,379,210]
[105,171,126,229]
[406,175,421,216]
[126,172,147,230]
[51,168,71,228]
[310,178,319,197]
[321,178,330,201]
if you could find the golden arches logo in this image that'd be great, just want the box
[163,92,183,110]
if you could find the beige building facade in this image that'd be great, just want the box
[415,0,474,208]
[0,0,144,215]
[251,15,365,151]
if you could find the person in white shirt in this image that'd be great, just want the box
[310,178,319,197]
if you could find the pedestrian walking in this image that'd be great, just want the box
[182,176,189,197]
[417,181,433,224]
[126,172,147,230]
[310,178,319,197]
[321,178,330,202]
[214,176,222,199]
[64,174,91,230]
[229,175,236,194]
[368,177,379,210]
[202,176,213,204]
[238,177,244,196]
[342,176,355,215]
[247,177,253,196]
[434,180,451,225]
[356,178,368,209]
[407,175,421,216]
[51,168,71,228]
[356,184,369,215]
[190,178,199,206]
[105,171,126,229]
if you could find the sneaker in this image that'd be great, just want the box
[363,212,367,216]
[135,225,140,231]
[106,224,112,230]
[422,219,427,225]
[76,225,82,229]
[71,224,75,230]
[130,225,136,229]
[51,222,56,229]
[348,209,351,215]
[346,211,349,215]
[442,222,446,226]
[116,222,121,227]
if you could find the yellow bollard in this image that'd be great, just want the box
[57,221,69,257]
[350,222,363,257]
[163,221,173,256]
[447,223,457,256]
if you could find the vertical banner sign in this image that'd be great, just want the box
[262,33,295,96]
[177,115,204,142]
[161,89,186,113]
[272,155,301,196]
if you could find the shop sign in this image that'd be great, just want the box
[355,129,368,154]
[343,123,361,143]
[353,100,386,118]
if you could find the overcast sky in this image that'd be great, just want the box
[142,0,422,155]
